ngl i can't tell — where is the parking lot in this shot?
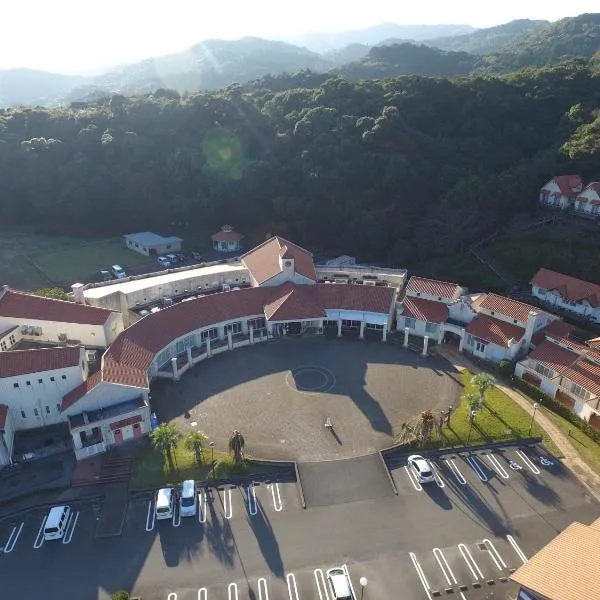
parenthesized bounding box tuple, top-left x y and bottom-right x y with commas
(0, 442, 598, 599)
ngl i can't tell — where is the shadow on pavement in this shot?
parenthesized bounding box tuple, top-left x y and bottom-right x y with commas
(423, 483, 452, 510)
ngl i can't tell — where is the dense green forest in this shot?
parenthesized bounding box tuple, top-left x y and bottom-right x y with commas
(1, 58, 599, 265)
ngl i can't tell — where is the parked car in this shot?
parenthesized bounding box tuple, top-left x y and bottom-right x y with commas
(174, 253, 186, 263)
(327, 567, 354, 600)
(191, 251, 203, 261)
(99, 270, 112, 282)
(157, 256, 171, 268)
(43, 505, 72, 541)
(155, 488, 176, 520)
(165, 253, 180, 265)
(408, 454, 435, 483)
(179, 480, 197, 517)
(110, 264, 127, 279)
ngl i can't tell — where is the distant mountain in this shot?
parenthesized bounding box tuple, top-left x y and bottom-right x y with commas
(282, 23, 476, 53)
(0, 69, 88, 107)
(425, 19, 549, 54)
(338, 43, 477, 80)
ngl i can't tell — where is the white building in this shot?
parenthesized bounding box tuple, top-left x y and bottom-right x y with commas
(123, 232, 183, 256)
(530, 268, 600, 324)
(211, 225, 245, 252)
(539, 175, 583, 210)
(573, 182, 600, 218)
(0, 286, 123, 349)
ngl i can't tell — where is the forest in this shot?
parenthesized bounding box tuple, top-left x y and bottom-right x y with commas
(1, 57, 600, 266)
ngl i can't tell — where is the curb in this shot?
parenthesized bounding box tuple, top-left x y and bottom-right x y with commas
(293, 462, 306, 509)
(0, 494, 103, 522)
(378, 450, 398, 495)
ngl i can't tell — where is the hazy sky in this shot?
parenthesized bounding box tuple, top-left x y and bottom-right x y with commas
(1, 1, 597, 73)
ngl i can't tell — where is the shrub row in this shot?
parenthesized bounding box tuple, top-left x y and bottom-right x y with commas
(512, 376, 600, 444)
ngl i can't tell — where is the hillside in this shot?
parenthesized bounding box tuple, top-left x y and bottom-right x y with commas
(425, 19, 549, 54)
(0, 69, 87, 107)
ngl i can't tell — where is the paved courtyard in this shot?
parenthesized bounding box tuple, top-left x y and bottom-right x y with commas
(151, 336, 462, 461)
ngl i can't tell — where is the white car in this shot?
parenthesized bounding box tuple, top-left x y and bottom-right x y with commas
(408, 454, 435, 483)
(327, 567, 354, 600)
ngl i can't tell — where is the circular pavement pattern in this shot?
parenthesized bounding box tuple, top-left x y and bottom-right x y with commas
(285, 365, 337, 394)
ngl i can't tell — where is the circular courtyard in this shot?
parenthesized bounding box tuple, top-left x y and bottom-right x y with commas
(151, 337, 462, 461)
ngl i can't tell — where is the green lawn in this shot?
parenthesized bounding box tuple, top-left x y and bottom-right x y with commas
(438, 372, 562, 456)
(130, 442, 272, 490)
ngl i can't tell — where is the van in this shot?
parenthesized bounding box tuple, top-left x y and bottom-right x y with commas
(43, 505, 71, 541)
(157, 256, 171, 268)
(327, 567, 353, 600)
(165, 253, 179, 265)
(155, 487, 175, 520)
(179, 479, 197, 517)
(111, 264, 126, 279)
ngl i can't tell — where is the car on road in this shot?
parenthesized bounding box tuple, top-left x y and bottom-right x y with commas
(110, 264, 127, 279)
(327, 567, 354, 600)
(408, 454, 435, 483)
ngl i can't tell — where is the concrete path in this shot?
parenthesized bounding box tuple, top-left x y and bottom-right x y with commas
(435, 344, 600, 501)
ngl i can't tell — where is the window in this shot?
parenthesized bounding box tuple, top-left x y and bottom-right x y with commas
(21, 410, 26, 419)
(38, 379, 43, 384)
(537, 288, 547, 297)
(34, 408, 39, 417)
(200, 328, 218, 342)
(342, 319, 361, 328)
(425, 322, 437, 334)
(56, 404, 61, 412)
(366, 323, 384, 330)
(569, 382, 589, 399)
(534, 363, 554, 379)
(405, 317, 416, 329)
(513, 319, 518, 324)
(1, 341, 6, 351)
(13, 382, 19, 388)
(475, 341, 486, 353)
(26, 381, 31, 386)
(225, 322, 242, 335)
(248, 317, 266, 330)
(9, 335, 15, 344)
(45, 406, 51, 415)
(61, 375, 66, 380)
(50, 377, 55, 382)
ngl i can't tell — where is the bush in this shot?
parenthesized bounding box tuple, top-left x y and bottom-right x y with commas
(499, 359, 514, 378)
(112, 592, 130, 600)
(513, 376, 600, 444)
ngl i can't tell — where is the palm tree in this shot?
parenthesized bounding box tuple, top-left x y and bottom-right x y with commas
(396, 410, 441, 447)
(151, 423, 181, 467)
(184, 430, 208, 466)
(229, 430, 245, 464)
(472, 372, 496, 407)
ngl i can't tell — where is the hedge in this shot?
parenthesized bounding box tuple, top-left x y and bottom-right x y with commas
(512, 376, 600, 444)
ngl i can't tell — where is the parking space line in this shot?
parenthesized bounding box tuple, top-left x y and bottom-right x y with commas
(228, 582, 238, 600)
(172, 504, 181, 528)
(314, 568, 330, 600)
(286, 573, 299, 600)
(247, 485, 258, 516)
(33, 515, 47, 549)
(458, 543, 484, 580)
(146, 499, 156, 532)
(269, 482, 283, 512)
(516, 450, 540, 474)
(485, 453, 509, 479)
(466, 456, 488, 482)
(409, 552, 432, 600)
(444, 459, 467, 485)
(431, 464, 445, 488)
(258, 577, 269, 600)
(62, 511, 79, 544)
(343, 564, 358, 600)
(221, 488, 233, 519)
(432, 549, 467, 600)
(198, 588, 207, 600)
(403, 466, 423, 491)
(199, 491, 207, 524)
(3, 522, 24, 554)
(507, 535, 528, 564)
(482, 539, 507, 570)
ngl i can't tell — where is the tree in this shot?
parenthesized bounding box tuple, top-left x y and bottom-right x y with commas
(462, 392, 482, 415)
(228, 430, 245, 464)
(395, 410, 441, 446)
(151, 423, 181, 466)
(111, 592, 130, 600)
(34, 287, 67, 300)
(471, 373, 496, 407)
(184, 430, 208, 466)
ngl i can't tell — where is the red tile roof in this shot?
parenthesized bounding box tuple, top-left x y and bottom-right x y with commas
(103, 283, 395, 388)
(0, 346, 81, 378)
(476, 293, 540, 322)
(61, 370, 102, 411)
(552, 174, 582, 197)
(241, 236, 316, 284)
(0, 287, 114, 325)
(527, 340, 579, 374)
(264, 283, 326, 321)
(563, 359, 600, 398)
(531, 268, 600, 308)
(402, 297, 449, 323)
(110, 414, 142, 430)
(466, 315, 525, 347)
(588, 337, 600, 349)
(0, 404, 7, 430)
(532, 320, 576, 346)
(406, 276, 463, 300)
(211, 225, 245, 243)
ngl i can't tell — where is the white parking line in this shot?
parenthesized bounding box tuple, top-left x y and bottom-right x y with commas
(268, 482, 283, 512)
(167, 594, 177, 600)
(516, 450, 540, 474)
(314, 568, 330, 600)
(466, 456, 488, 482)
(409, 552, 432, 600)
(431, 464, 445, 488)
(62, 511, 79, 544)
(228, 582, 238, 600)
(172, 505, 181, 528)
(444, 459, 467, 485)
(485, 453, 509, 479)
(222, 488, 233, 519)
(342, 564, 358, 600)
(258, 577, 269, 600)
(198, 491, 207, 524)
(433, 549, 467, 600)
(198, 588, 207, 600)
(3, 522, 24, 553)
(458, 543, 484, 580)
(482, 539, 507, 570)
(403, 466, 423, 491)
(146, 499, 156, 532)
(247, 485, 258, 516)
(507, 534, 528, 564)
(33, 515, 47, 549)
(287, 573, 299, 600)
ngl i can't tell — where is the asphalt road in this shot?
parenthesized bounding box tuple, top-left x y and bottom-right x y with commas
(0, 443, 598, 600)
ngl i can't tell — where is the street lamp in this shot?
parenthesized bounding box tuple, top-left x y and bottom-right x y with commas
(529, 403, 539, 436)
(359, 577, 368, 600)
(467, 410, 477, 444)
(209, 441, 216, 479)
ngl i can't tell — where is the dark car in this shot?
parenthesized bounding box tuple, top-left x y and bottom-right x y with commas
(99, 270, 112, 282)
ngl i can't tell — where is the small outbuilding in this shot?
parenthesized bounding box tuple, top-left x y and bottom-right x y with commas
(211, 225, 245, 252)
(123, 232, 183, 256)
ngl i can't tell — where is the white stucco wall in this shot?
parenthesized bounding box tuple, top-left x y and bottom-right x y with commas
(532, 285, 600, 323)
(573, 188, 600, 216)
(62, 381, 149, 418)
(396, 315, 441, 339)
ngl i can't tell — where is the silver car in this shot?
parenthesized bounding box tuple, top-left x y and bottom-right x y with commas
(408, 454, 435, 483)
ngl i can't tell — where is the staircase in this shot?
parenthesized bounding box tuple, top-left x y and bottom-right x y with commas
(71, 455, 134, 487)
